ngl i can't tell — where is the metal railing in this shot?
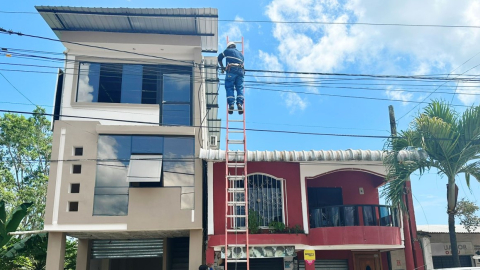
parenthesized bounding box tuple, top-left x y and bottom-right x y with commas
(309, 204, 399, 228)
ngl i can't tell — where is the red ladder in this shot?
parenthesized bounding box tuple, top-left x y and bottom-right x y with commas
(224, 37, 249, 270)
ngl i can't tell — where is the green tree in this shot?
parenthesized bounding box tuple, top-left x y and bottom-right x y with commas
(383, 100, 480, 267)
(0, 107, 51, 230)
(455, 198, 480, 233)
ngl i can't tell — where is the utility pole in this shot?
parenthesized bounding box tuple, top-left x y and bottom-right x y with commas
(388, 105, 425, 270)
(388, 105, 397, 136)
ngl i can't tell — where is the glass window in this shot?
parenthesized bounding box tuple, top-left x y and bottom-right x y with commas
(94, 135, 195, 215)
(163, 74, 191, 102)
(363, 206, 376, 226)
(162, 104, 191, 126)
(98, 63, 122, 103)
(77, 63, 100, 102)
(132, 136, 163, 154)
(76, 63, 193, 127)
(127, 154, 162, 183)
(121, 65, 143, 104)
(236, 174, 284, 227)
(93, 195, 128, 216)
(141, 65, 160, 104)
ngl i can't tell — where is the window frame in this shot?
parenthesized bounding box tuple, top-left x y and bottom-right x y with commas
(235, 173, 286, 229)
(75, 62, 194, 126)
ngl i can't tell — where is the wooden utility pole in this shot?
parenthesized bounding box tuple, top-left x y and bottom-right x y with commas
(387, 105, 425, 270)
(388, 105, 397, 136)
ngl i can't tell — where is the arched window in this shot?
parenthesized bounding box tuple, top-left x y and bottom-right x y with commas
(235, 174, 284, 227)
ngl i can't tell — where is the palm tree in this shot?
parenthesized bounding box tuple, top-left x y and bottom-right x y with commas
(383, 100, 480, 267)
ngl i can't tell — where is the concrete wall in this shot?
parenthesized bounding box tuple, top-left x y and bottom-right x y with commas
(44, 121, 203, 231)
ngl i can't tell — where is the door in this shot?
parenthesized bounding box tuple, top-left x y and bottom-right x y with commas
(354, 253, 382, 270)
(298, 260, 348, 270)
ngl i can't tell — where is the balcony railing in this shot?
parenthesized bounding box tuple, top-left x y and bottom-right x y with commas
(309, 205, 399, 228)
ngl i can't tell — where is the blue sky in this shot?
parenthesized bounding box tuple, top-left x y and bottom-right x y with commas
(1, 0, 480, 225)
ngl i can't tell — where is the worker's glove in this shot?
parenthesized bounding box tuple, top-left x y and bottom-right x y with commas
(221, 67, 226, 74)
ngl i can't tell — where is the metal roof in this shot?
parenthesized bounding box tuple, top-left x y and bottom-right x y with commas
(200, 149, 429, 162)
(417, 225, 480, 234)
(35, 6, 218, 52)
(200, 149, 387, 162)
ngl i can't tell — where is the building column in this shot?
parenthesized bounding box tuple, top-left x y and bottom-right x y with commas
(76, 239, 91, 270)
(46, 232, 66, 270)
(163, 238, 171, 270)
(189, 229, 203, 270)
(419, 236, 434, 270)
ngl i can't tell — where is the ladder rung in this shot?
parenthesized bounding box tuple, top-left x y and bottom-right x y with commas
(226, 215, 246, 218)
(228, 140, 244, 144)
(228, 130, 243, 133)
(228, 119, 244, 122)
(227, 188, 245, 192)
(227, 175, 245, 180)
(226, 229, 247, 232)
(227, 163, 245, 167)
(227, 201, 246, 206)
(227, 151, 245, 154)
(228, 244, 246, 247)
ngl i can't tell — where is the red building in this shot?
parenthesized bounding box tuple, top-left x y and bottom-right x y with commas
(201, 149, 424, 270)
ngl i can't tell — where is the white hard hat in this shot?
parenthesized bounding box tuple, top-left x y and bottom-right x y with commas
(227, 41, 236, 48)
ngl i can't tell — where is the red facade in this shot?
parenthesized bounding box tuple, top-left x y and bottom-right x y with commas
(207, 161, 424, 270)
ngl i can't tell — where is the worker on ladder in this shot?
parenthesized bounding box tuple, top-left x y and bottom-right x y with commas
(218, 41, 245, 115)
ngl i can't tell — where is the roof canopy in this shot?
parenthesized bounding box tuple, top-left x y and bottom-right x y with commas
(35, 6, 219, 52)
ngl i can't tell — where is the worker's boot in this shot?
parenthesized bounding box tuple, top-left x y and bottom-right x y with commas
(237, 103, 243, 115)
(228, 104, 234, 114)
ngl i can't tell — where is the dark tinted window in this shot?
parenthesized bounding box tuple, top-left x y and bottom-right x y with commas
(132, 136, 163, 154)
(74, 147, 83, 156)
(76, 63, 193, 126)
(72, 165, 82, 174)
(121, 64, 143, 104)
(69, 202, 79, 212)
(162, 104, 191, 126)
(98, 63, 122, 103)
(71, 183, 80, 193)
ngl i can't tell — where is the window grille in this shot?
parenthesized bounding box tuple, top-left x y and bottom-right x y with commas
(235, 174, 284, 227)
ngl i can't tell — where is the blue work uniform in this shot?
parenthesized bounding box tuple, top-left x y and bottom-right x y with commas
(218, 47, 245, 106)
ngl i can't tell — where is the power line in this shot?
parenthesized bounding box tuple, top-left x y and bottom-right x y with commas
(0, 71, 35, 105)
(0, 108, 475, 142)
(0, 67, 474, 107)
(0, 28, 195, 66)
(2, 10, 480, 29)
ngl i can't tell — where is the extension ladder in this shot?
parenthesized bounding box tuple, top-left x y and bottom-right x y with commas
(224, 37, 249, 270)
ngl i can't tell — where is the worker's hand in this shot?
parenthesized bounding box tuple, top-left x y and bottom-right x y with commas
(221, 67, 226, 74)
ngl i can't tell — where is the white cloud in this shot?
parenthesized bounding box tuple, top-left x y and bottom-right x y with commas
(219, 16, 250, 51)
(264, 0, 480, 105)
(282, 91, 307, 113)
(385, 86, 413, 106)
(258, 50, 283, 71)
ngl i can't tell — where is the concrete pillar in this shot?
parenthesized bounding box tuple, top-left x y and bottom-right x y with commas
(76, 239, 91, 270)
(46, 232, 66, 270)
(420, 236, 434, 270)
(189, 229, 203, 270)
(101, 259, 110, 270)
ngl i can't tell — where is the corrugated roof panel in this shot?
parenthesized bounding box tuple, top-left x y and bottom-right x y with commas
(35, 6, 218, 52)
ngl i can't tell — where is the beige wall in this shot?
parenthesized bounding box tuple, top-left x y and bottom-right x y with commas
(44, 121, 203, 231)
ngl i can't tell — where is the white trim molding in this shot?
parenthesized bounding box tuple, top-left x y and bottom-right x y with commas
(44, 224, 128, 232)
(52, 128, 66, 225)
(207, 161, 214, 235)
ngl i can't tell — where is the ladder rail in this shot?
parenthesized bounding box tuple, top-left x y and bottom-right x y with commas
(224, 36, 248, 270)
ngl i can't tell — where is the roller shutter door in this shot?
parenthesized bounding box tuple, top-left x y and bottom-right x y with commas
(226, 258, 284, 270)
(299, 259, 348, 270)
(91, 239, 163, 259)
(432, 255, 472, 268)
